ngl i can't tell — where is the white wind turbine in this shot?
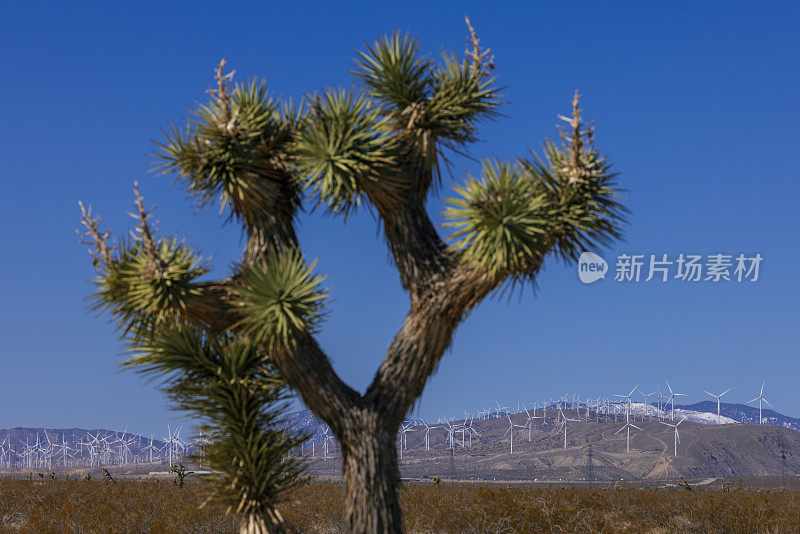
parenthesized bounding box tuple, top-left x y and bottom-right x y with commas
(399, 422, 415, 451)
(665, 380, 687, 421)
(464, 418, 480, 448)
(656, 386, 665, 418)
(614, 385, 638, 421)
(501, 414, 525, 454)
(640, 390, 655, 421)
(660, 417, 685, 456)
(495, 400, 511, 419)
(704, 388, 732, 424)
(615, 408, 643, 454)
(558, 409, 580, 450)
(438, 418, 457, 450)
(422, 423, 439, 451)
(522, 405, 543, 442)
(747, 381, 772, 424)
(322, 427, 335, 459)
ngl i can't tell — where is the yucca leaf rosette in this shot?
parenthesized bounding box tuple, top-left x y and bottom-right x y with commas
(444, 159, 547, 281)
(235, 250, 329, 350)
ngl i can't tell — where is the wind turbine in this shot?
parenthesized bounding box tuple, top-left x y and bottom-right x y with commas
(704, 388, 732, 424)
(660, 417, 685, 456)
(656, 386, 665, 418)
(614, 385, 638, 421)
(464, 418, 480, 448)
(322, 427, 335, 459)
(501, 414, 525, 454)
(557, 409, 580, 450)
(615, 409, 643, 454)
(495, 400, 511, 419)
(665, 380, 687, 421)
(442, 419, 456, 450)
(521, 405, 543, 442)
(399, 422, 415, 451)
(747, 381, 772, 424)
(422, 423, 439, 451)
(640, 391, 655, 421)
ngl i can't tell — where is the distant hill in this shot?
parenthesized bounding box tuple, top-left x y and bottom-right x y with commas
(676, 401, 800, 430)
(3, 401, 797, 479)
(285, 401, 799, 440)
(294, 410, 800, 482)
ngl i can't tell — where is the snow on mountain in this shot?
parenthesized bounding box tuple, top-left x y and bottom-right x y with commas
(597, 402, 738, 425)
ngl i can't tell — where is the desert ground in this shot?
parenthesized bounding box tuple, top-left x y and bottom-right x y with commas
(2, 476, 800, 533)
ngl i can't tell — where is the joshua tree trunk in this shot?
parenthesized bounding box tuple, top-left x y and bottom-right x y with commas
(341, 419, 403, 533)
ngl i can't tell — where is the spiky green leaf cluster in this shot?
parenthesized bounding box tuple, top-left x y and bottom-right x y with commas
(353, 32, 432, 112)
(427, 52, 500, 145)
(235, 250, 329, 350)
(444, 159, 547, 279)
(91, 236, 207, 337)
(127, 325, 302, 516)
(155, 79, 301, 222)
(518, 141, 627, 263)
(352, 32, 500, 136)
(444, 145, 626, 281)
(292, 89, 396, 216)
(351, 31, 501, 187)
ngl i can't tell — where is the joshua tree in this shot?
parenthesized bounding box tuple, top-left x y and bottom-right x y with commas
(80, 18, 626, 534)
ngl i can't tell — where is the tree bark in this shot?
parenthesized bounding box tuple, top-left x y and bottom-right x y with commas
(340, 415, 403, 534)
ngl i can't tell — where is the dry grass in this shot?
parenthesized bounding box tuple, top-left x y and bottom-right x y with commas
(2, 478, 800, 533)
(0, 478, 237, 533)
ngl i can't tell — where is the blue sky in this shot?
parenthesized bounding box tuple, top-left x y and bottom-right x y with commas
(1, 2, 798, 437)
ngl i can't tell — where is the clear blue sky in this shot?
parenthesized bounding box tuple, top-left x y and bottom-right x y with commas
(1, 2, 798, 437)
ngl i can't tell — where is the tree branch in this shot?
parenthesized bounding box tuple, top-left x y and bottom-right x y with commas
(270, 336, 363, 436)
(365, 264, 497, 426)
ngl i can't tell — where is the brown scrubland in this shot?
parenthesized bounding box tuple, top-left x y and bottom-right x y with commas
(1, 478, 800, 533)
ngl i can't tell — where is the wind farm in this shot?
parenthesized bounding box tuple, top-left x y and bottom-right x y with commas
(2, 380, 796, 484)
(273, 380, 800, 485)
